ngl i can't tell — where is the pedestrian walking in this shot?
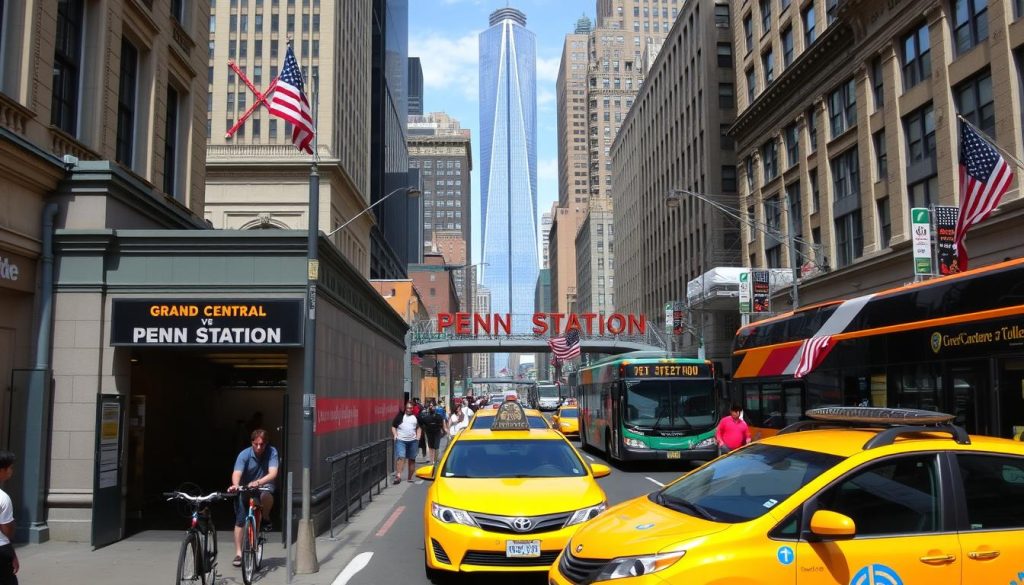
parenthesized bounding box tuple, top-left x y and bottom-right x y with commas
(715, 404, 752, 456)
(392, 402, 423, 484)
(420, 404, 445, 465)
(0, 450, 19, 585)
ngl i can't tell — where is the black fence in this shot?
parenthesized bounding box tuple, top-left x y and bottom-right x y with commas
(325, 438, 393, 537)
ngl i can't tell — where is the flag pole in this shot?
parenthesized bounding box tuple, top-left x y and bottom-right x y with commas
(956, 114, 1024, 171)
(296, 38, 321, 574)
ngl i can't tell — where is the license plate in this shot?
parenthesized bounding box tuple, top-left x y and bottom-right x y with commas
(506, 540, 541, 558)
(666, 451, 682, 459)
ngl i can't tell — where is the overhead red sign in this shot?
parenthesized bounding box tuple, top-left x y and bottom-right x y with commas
(435, 312, 647, 336)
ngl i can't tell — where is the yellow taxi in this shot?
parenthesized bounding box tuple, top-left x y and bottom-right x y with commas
(551, 404, 579, 437)
(550, 407, 1024, 585)
(417, 400, 611, 581)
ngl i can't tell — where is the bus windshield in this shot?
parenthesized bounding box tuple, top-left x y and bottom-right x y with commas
(538, 385, 559, 398)
(624, 379, 715, 431)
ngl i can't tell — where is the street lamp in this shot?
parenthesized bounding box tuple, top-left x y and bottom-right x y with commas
(298, 182, 421, 573)
(326, 186, 422, 238)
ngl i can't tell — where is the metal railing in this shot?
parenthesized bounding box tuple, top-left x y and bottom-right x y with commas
(325, 437, 393, 538)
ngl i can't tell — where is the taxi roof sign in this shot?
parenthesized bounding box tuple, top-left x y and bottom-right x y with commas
(491, 400, 531, 431)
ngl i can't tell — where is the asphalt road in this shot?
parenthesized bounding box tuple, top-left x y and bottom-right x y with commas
(338, 430, 702, 585)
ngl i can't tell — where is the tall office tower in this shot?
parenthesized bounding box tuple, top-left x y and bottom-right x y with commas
(206, 1, 378, 275)
(479, 7, 538, 374)
(407, 112, 473, 308)
(556, 17, 590, 208)
(370, 0, 415, 279)
(408, 57, 424, 116)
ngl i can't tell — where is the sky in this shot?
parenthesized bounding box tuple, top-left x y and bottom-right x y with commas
(408, 0, 593, 264)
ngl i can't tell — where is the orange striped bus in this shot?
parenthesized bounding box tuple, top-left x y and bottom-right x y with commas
(731, 257, 1024, 440)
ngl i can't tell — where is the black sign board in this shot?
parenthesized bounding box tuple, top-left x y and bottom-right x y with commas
(111, 299, 304, 347)
(752, 269, 771, 313)
(934, 206, 960, 275)
(491, 401, 531, 431)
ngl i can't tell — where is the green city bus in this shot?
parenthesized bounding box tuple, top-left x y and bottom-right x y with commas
(577, 352, 721, 462)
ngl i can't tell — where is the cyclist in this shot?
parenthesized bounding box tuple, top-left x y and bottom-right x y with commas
(227, 428, 278, 568)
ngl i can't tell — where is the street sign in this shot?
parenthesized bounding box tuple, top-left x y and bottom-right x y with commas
(911, 207, 932, 275)
(738, 272, 751, 313)
(934, 206, 959, 274)
(664, 303, 673, 334)
(752, 269, 771, 313)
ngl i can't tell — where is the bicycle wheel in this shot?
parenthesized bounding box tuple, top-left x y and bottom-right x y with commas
(255, 530, 264, 570)
(241, 518, 256, 585)
(176, 532, 202, 584)
(202, 524, 217, 585)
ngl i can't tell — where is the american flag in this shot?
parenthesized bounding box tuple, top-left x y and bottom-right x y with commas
(548, 328, 581, 362)
(955, 122, 1014, 270)
(268, 45, 314, 154)
(794, 335, 832, 379)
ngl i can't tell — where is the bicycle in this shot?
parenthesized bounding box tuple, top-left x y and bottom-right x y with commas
(234, 486, 271, 585)
(164, 490, 230, 585)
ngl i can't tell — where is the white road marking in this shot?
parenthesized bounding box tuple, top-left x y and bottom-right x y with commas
(645, 476, 665, 487)
(333, 551, 374, 585)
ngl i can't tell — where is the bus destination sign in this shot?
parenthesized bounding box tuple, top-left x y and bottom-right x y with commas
(625, 363, 709, 378)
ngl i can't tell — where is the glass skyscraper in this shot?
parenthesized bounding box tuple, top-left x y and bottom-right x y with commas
(479, 7, 538, 374)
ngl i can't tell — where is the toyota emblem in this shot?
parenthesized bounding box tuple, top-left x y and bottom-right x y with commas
(575, 544, 584, 553)
(511, 517, 533, 532)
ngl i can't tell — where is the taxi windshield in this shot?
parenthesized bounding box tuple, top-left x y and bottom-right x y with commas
(625, 379, 716, 431)
(655, 444, 842, 523)
(559, 408, 578, 417)
(440, 439, 588, 478)
(469, 415, 549, 430)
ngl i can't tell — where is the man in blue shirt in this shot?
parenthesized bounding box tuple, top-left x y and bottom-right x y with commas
(227, 429, 278, 567)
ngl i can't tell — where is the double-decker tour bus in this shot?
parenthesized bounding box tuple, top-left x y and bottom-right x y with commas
(732, 258, 1024, 440)
(577, 352, 720, 462)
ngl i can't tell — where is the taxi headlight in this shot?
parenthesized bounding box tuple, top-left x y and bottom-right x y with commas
(693, 437, 717, 449)
(564, 501, 607, 527)
(623, 437, 647, 448)
(430, 502, 479, 527)
(595, 551, 686, 581)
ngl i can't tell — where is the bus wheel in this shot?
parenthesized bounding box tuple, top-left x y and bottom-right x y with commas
(605, 432, 615, 463)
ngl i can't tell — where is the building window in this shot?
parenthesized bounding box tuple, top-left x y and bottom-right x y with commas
(835, 210, 864, 267)
(765, 196, 783, 267)
(782, 0, 793, 12)
(908, 176, 938, 208)
(787, 181, 804, 259)
(52, 0, 85, 134)
(828, 78, 857, 138)
(717, 42, 733, 67)
(831, 147, 860, 202)
(763, 49, 775, 84)
(116, 38, 139, 167)
(810, 168, 820, 213)
(164, 85, 180, 197)
(807, 107, 818, 152)
(782, 26, 794, 67)
(719, 82, 735, 108)
(744, 13, 753, 52)
(877, 197, 891, 248)
(903, 103, 936, 163)
(785, 123, 799, 167)
(902, 23, 931, 90)
(871, 57, 884, 108)
(763, 139, 779, 181)
(953, 0, 988, 55)
(954, 70, 995, 138)
(746, 156, 755, 190)
(171, 0, 185, 22)
(803, 4, 816, 46)
(826, 0, 838, 23)
(722, 165, 737, 192)
(746, 67, 757, 103)
(760, 0, 772, 33)
(873, 130, 887, 179)
(715, 3, 731, 25)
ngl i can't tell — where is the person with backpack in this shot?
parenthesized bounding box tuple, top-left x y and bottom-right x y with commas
(419, 404, 445, 465)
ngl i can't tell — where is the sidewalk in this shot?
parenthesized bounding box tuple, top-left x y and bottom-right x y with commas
(14, 478, 413, 585)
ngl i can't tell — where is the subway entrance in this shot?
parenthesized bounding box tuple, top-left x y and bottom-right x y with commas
(123, 348, 290, 534)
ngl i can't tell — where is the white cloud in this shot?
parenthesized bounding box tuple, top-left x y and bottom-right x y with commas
(410, 32, 481, 102)
(538, 157, 558, 186)
(536, 56, 561, 83)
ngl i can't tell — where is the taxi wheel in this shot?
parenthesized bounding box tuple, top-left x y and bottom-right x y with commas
(424, 549, 446, 584)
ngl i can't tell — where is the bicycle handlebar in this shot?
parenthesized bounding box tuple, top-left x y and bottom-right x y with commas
(163, 491, 232, 503)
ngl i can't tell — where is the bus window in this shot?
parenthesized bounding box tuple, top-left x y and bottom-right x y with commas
(624, 379, 716, 430)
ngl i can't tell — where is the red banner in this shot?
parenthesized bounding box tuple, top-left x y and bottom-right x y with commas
(315, 398, 397, 434)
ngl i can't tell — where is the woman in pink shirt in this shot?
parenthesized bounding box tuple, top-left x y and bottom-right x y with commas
(715, 404, 751, 456)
